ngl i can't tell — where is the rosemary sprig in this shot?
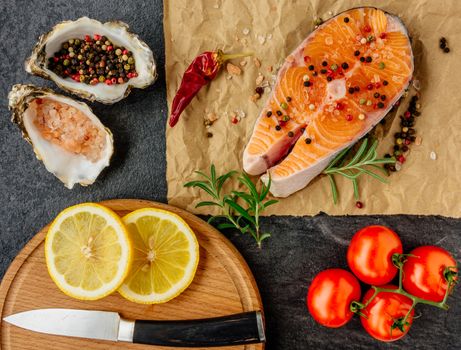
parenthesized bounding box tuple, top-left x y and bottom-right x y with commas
(184, 165, 277, 248)
(323, 138, 396, 204)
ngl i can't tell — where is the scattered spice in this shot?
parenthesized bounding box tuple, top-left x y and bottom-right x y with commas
(206, 132, 213, 138)
(169, 50, 251, 127)
(227, 63, 242, 75)
(439, 37, 451, 53)
(314, 18, 323, 26)
(385, 94, 422, 172)
(250, 93, 261, 102)
(255, 74, 264, 85)
(255, 86, 264, 95)
(305, 138, 312, 144)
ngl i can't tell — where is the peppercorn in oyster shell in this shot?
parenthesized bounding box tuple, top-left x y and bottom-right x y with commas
(8, 84, 114, 188)
(25, 17, 157, 104)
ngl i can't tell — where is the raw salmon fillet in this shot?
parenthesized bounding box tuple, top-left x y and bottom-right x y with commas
(243, 8, 413, 197)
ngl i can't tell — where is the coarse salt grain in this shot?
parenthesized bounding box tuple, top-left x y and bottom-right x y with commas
(430, 151, 437, 160)
(360, 37, 367, 44)
(309, 104, 315, 110)
(303, 74, 310, 81)
(358, 113, 366, 120)
(242, 28, 250, 35)
(395, 162, 402, 171)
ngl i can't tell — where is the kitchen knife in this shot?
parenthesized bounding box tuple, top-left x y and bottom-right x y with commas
(3, 308, 265, 347)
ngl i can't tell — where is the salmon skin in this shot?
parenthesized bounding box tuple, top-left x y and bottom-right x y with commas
(243, 8, 413, 197)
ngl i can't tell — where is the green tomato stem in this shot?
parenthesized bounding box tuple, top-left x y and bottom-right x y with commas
(351, 253, 456, 323)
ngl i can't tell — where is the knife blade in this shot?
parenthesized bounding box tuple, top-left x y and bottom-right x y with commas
(3, 308, 265, 347)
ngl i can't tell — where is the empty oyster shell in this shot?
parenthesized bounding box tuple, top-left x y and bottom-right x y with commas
(9, 84, 114, 188)
(25, 17, 157, 104)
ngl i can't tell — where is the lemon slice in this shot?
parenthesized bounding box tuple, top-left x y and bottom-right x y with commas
(45, 203, 132, 300)
(118, 208, 199, 304)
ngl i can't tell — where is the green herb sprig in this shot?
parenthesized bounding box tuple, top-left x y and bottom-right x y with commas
(323, 138, 396, 204)
(184, 165, 278, 248)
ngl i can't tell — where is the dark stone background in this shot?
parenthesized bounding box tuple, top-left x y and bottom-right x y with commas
(0, 1, 459, 349)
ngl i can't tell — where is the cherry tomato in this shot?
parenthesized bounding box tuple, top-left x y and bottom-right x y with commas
(347, 225, 403, 285)
(307, 268, 361, 328)
(402, 246, 458, 302)
(361, 285, 414, 342)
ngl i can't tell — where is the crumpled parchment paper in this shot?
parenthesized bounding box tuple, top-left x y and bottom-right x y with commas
(164, 0, 461, 217)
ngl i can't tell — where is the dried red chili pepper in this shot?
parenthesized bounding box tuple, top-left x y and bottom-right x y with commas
(169, 50, 251, 127)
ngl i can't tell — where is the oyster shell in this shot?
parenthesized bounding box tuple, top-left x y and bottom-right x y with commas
(9, 84, 114, 188)
(25, 17, 157, 104)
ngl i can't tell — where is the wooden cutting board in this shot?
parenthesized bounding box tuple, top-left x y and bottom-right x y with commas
(0, 199, 264, 350)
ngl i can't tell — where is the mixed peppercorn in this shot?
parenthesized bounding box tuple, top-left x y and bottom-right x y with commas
(439, 37, 450, 53)
(384, 94, 421, 172)
(48, 34, 138, 86)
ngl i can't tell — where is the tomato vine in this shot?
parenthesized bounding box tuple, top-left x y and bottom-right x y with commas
(350, 253, 458, 334)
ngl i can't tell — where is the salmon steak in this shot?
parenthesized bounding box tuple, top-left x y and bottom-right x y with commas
(243, 7, 413, 197)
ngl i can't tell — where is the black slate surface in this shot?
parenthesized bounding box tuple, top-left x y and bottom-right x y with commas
(0, 1, 459, 349)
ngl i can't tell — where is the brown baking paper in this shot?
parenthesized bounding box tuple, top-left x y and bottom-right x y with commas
(164, 0, 461, 217)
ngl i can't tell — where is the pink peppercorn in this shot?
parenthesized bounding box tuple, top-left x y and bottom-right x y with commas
(346, 114, 353, 121)
(356, 201, 364, 208)
(93, 34, 101, 41)
(367, 83, 373, 90)
(404, 111, 411, 118)
(364, 25, 371, 32)
(379, 32, 387, 39)
(398, 155, 406, 163)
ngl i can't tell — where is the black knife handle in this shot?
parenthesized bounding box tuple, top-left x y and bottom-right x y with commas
(133, 311, 265, 347)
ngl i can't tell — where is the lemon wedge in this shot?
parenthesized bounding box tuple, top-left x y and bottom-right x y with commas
(45, 203, 132, 300)
(118, 208, 199, 304)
